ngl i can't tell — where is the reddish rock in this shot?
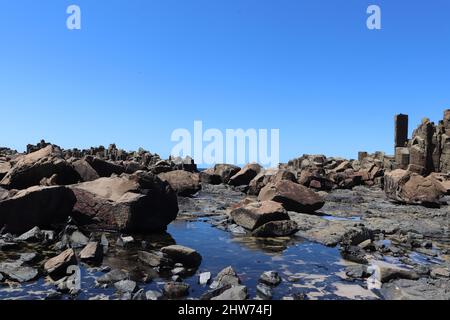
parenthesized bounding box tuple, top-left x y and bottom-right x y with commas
(0, 186, 76, 234)
(230, 201, 289, 231)
(158, 170, 201, 196)
(384, 169, 445, 207)
(44, 248, 77, 279)
(258, 180, 324, 213)
(71, 172, 178, 232)
(229, 163, 262, 187)
(213, 164, 241, 184)
(0, 146, 81, 190)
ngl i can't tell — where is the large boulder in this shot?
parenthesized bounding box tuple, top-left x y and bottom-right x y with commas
(199, 168, 222, 185)
(84, 155, 126, 177)
(70, 172, 178, 232)
(0, 161, 11, 180)
(0, 186, 76, 234)
(0, 146, 81, 189)
(158, 170, 201, 196)
(248, 169, 296, 196)
(72, 159, 100, 182)
(229, 163, 262, 187)
(230, 201, 290, 231)
(258, 180, 325, 213)
(384, 169, 445, 207)
(213, 164, 241, 184)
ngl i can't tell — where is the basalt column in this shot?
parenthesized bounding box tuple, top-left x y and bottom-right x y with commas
(394, 114, 410, 169)
(440, 109, 450, 173)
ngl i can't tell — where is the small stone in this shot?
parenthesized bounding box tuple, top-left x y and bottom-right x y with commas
(163, 282, 190, 299)
(15, 226, 42, 242)
(259, 271, 282, 286)
(171, 267, 186, 276)
(138, 251, 173, 267)
(161, 245, 202, 268)
(0, 239, 18, 250)
(358, 239, 375, 251)
(370, 260, 420, 283)
(199, 272, 211, 285)
(256, 283, 273, 299)
(210, 266, 240, 289)
(120, 292, 132, 300)
(252, 220, 299, 237)
(132, 289, 146, 300)
(19, 252, 37, 263)
(0, 263, 38, 283)
(42, 230, 55, 242)
(80, 242, 103, 264)
(44, 248, 77, 279)
(97, 269, 129, 284)
(116, 235, 134, 247)
(172, 275, 182, 282)
(430, 267, 450, 278)
(69, 231, 89, 249)
(211, 285, 247, 300)
(145, 290, 162, 300)
(114, 280, 136, 293)
(345, 265, 371, 279)
(89, 294, 110, 300)
(414, 265, 430, 276)
(100, 233, 109, 254)
(228, 224, 247, 235)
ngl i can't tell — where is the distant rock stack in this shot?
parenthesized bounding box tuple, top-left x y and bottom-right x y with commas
(393, 109, 450, 175)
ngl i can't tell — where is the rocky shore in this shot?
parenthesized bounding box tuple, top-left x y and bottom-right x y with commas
(0, 110, 449, 300)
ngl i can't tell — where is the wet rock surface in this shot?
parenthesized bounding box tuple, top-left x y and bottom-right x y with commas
(0, 175, 449, 300)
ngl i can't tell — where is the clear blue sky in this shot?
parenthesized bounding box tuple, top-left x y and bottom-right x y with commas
(0, 0, 449, 164)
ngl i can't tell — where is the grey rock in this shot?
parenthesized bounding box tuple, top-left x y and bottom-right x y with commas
(116, 235, 134, 247)
(210, 266, 240, 289)
(132, 289, 146, 300)
(371, 260, 420, 283)
(259, 271, 282, 286)
(199, 272, 211, 285)
(252, 220, 299, 237)
(15, 226, 43, 242)
(256, 283, 273, 299)
(97, 269, 129, 284)
(145, 290, 163, 300)
(80, 242, 103, 264)
(0, 262, 38, 283)
(211, 285, 247, 300)
(69, 230, 89, 249)
(345, 265, 371, 279)
(114, 280, 136, 293)
(161, 245, 202, 268)
(138, 250, 173, 267)
(163, 282, 190, 299)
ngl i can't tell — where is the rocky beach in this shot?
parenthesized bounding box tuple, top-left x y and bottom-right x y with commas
(0, 110, 449, 301)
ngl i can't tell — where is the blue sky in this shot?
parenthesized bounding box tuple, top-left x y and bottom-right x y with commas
(0, 0, 449, 164)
